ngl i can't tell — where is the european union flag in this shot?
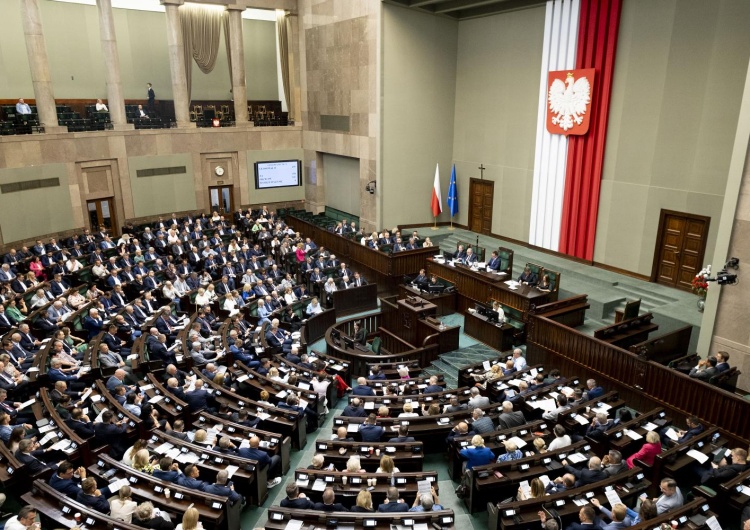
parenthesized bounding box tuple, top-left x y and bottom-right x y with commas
(447, 165, 458, 217)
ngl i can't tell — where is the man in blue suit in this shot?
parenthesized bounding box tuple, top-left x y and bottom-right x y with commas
(184, 379, 216, 413)
(359, 414, 384, 442)
(377, 487, 410, 512)
(49, 461, 86, 498)
(153, 457, 181, 483)
(237, 436, 282, 489)
(204, 469, 245, 505)
(487, 251, 502, 271)
(352, 377, 375, 396)
(177, 464, 209, 491)
(83, 308, 104, 340)
(585, 379, 605, 400)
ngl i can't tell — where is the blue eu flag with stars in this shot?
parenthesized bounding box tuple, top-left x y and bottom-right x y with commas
(447, 165, 458, 217)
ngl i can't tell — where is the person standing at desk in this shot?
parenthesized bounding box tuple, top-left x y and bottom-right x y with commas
(518, 266, 538, 285)
(146, 83, 155, 114)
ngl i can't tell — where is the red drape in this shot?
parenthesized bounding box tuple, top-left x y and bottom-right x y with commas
(559, 0, 623, 260)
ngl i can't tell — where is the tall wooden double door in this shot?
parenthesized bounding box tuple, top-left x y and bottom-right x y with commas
(652, 210, 710, 290)
(469, 178, 494, 235)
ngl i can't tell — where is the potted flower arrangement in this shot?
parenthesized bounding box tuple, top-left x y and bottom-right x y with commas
(692, 271, 709, 311)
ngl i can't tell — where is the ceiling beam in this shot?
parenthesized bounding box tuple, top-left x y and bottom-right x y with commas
(454, 0, 545, 18)
(409, 0, 447, 7)
(433, 0, 509, 14)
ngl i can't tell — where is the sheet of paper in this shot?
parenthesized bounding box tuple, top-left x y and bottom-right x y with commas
(706, 516, 722, 530)
(573, 498, 589, 506)
(482, 361, 491, 371)
(572, 414, 589, 426)
(567, 452, 587, 464)
(624, 429, 643, 440)
(312, 479, 326, 491)
(530, 368, 538, 378)
(38, 424, 55, 434)
(532, 398, 557, 412)
(347, 423, 359, 433)
(225, 465, 239, 479)
(687, 449, 709, 464)
(38, 432, 58, 446)
(149, 395, 164, 404)
(740, 485, 750, 497)
(605, 488, 622, 507)
(17, 398, 35, 410)
(665, 428, 679, 441)
(25, 367, 39, 373)
(108, 477, 130, 493)
(507, 436, 527, 449)
(127, 354, 138, 360)
(50, 439, 72, 451)
(256, 412, 270, 421)
(539, 475, 551, 488)
(417, 479, 432, 495)
(641, 422, 658, 432)
(363, 401, 375, 410)
(154, 442, 174, 454)
(284, 520, 304, 530)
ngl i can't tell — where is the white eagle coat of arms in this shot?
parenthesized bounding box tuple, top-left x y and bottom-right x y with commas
(546, 69, 595, 136)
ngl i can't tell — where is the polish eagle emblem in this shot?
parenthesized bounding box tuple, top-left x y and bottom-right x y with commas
(546, 69, 595, 135)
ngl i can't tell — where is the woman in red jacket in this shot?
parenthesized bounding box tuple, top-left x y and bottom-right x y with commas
(627, 430, 662, 468)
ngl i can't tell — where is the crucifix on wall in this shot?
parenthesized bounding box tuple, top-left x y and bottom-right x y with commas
(478, 164, 486, 180)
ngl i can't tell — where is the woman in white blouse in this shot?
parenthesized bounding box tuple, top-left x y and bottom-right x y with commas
(398, 403, 419, 418)
(109, 485, 138, 523)
(205, 283, 218, 302)
(284, 287, 297, 305)
(194, 288, 210, 307)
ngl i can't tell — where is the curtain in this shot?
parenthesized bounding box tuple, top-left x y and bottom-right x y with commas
(276, 10, 293, 118)
(223, 14, 233, 90)
(180, 4, 224, 103)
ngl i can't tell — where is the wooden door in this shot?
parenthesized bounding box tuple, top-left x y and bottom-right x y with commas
(209, 185, 234, 215)
(469, 178, 494, 235)
(652, 210, 710, 290)
(87, 198, 117, 237)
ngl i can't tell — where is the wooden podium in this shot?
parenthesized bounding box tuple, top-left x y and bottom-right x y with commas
(393, 296, 460, 354)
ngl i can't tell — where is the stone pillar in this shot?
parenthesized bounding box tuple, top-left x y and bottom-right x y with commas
(227, 5, 248, 124)
(20, 0, 65, 133)
(162, 0, 194, 128)
(96, 0, 133, 130)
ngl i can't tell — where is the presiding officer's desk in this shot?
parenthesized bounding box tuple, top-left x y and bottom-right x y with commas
(293, 468, 438, 507)
(426, 257, 551, 318)
(265, 507, 457, 530)
(313, 439, 425, 472)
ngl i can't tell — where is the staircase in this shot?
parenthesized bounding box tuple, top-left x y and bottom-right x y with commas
(423, 343, 508, 389)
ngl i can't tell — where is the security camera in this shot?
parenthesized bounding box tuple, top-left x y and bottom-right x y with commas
(725, 257, 740, 270)
(365, 181, 376, 195)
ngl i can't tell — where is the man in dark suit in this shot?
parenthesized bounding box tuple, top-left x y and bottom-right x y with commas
(696, 447, 749, 487)
(281, 483, 315, 509)
(153, 457, 181, 483)
(453, 245, 467, 261)
(377, 487, 410, 512)
(585, 413, 615, 441)
(518, 266, 538, 285)
(16, 438, 55, 474)
(314, 487, 349, 512)
(563, 456, 608, 487)
(184, 379, 216, 413)
(390, 425, 416, 443)
(715, 351, 731, 373)
(352, 377, 375, 396)
(147, 82, 156, 113)
(93, 410, 129, 459)
(49, 460, 86, 498)
(423, 376, 443, 394)
(83, 308, 104, 340)
(65, 408, 95, 439)
(563, 506, 602, 530)
(497, 401, 526, 430)
(359, 414, 384, 442)
(237, 436, 282, 489)
(177, 464, 209, 491)
(584, 379, 605, 400)
(689, 357, 718, 382)
(149, 334, 176, 367)
(487, 251, 502, 271)
(76, 477, 113, 513)
(204, 469, 244, 506)
(342, 398, 367, 417)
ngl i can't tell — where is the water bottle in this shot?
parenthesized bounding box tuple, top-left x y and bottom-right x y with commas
(390, 472, 395, 487)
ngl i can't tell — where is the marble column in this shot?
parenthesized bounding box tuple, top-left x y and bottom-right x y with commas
(227, 5, 249, 124)
(20, 0, 65, 133)
(96, 0, 133, 130)
(163, 0, 194, 128)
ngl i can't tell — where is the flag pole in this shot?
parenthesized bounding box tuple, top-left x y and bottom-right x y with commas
(432, 216, 438, 230)
(448, 217, 454, 231)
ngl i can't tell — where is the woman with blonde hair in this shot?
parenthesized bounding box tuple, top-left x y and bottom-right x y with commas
(351, 489, 374, 512)
(176, 507, 202, 530)
(122, 438, 149, 466)
(193, 429, 210, 445)
(376, 454, 400, 474)
(533, 437, 548, 454)
(109, 485, 138, 522)
(517, 477, 545, 501)
(399, 403, 418, 418)
(459, 435, 494, 470)
(133, 449, 156, 473)
(346, 455, 365, 473)
(421, 403, 441, 416)
(258, 390, 272, 407)
(496, 440, 523, 462)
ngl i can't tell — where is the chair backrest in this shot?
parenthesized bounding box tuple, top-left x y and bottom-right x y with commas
(623, 299, 641, 320)
(542, 269, 560, 292)
(371, 336, 381, 354)
(525, 262, 544, 278)
(496, 247, 514, 274)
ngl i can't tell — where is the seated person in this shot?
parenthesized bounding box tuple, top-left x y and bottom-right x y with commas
(391, 425, 416, 443)
(314, 487, 348, 512)
(377, 486, 409, 512)
(359, 413, 384, 442)
(76, 477, 113, 514)
(486, 251, 503, 271)
(281, 483, 315, 509)
(342, 397, 367, 417)
(352, 377, 375, 396)
(517, 266, 538, 285)
(410, 488, 443, 512)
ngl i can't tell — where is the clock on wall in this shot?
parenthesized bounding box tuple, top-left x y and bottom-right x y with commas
(214, 166, 225, 177)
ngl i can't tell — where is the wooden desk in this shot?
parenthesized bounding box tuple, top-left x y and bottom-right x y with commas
(396, 297, 436, 346)
(265, 506, 456, 530)
(426, 258, 550, 318)
(332, 283, 378, 317)
(464, 310, 515, 352)
(312, 439, 425, 472)
(399, 283, 457, 316)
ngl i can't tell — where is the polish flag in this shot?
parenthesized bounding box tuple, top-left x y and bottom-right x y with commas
(431, 163, 442, 217)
